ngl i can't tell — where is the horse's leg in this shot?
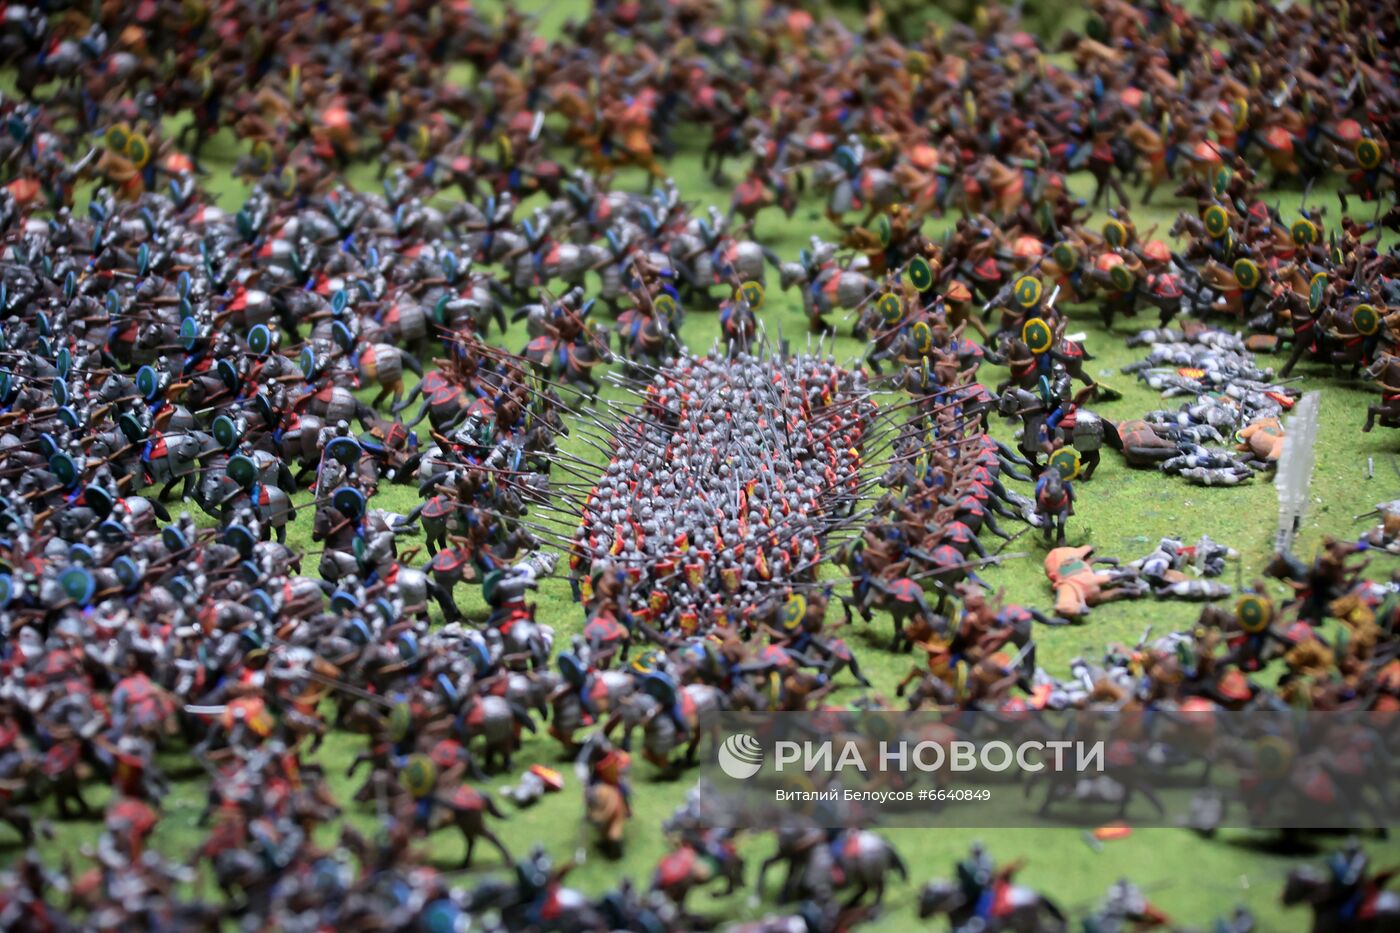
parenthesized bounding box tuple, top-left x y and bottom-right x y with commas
(1364, 406, 1378, 432)
(460, 829, 476, 868)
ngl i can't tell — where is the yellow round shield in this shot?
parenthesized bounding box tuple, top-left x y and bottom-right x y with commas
(1048, 448, 1080, 480)
(874, 213, 892, 248)
(1232, 97, 1249, 131)
(1109, 263, 1135, 294)
(739, 280, 765, 309)
(1203, 204, 1230, 239)
(251, 139, 273, 175)
(653, 293, 678, 317)
(1021, 316, 1053, 355)
(125, 133, 151, 169)
(1253, 735, 1293, 778)
(400, 753, 438, 798)
(877, 292, 902, 324)
(1290, 218, 1318, 247)
(107, 123, 131, 153)
(1355, 138, 1382, 171)
(415, 124, 432, 159)
(1236, 594, 1273, 633)
(496, 133, 513, 166)
(1051, 242, 1078, 272)
(1309, 273, 1327, 312)
(911, 320, 933, 354)
(780, 594, 807, 631)
(1013, 275, 1043, 308)
(1232, 258, 1261, 291)
(1102, 218, 1128, 248)
(1354, 303, 1380, 336)
(280, 165, 298, 198)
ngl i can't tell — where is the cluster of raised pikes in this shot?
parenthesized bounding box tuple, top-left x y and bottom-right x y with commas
(0, 0, 1395, 930)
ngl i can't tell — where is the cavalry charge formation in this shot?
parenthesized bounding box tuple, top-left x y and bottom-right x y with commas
(0, 0, 1395, 930)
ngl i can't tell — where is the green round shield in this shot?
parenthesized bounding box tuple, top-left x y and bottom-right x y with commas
(739, 280, 765, 309)
(1290, 218, 1318, 247)
(1309, 273, 1326, 312)
(653, 293, 677, 318)
(299, 346, 317, 379)
(1354, 304, 1380, 336)
(227, 454, 257, 488)
(1102, 218, 1128, 248)
(1021, 317, 1054, 355)
(481, 569, 503, 607)
(1232, 258, 1261, 291)
(118, 412, 145, 444)
(1212, 165, 1232, 196)
(332, 486, 366, 520)
(1355, 138, 1382, 171)
(874, 213, 892, 248)
(780, 593, 807, 632)
(217, 359, 239, 391)
(213, 415, 241, 450)
(1052, 242, 1078, 272)
(877, 293, 902, 324)
(1109, 262, 1135, 294)
(59, 566, 94, 606)
(136, 365, 160, 400)
(55, 347, 70, 379)
(1203, 205, 1230, 239)
(908, 255, 934, 292)
(1236, 594, 1272, 633)
(387, 702, 413, 742)
(247, 324, 272, 356)
(1014, 275, 1042, 308)
(180, 317, 200, 351)
(82, 484, 114, 519)
(52, 379, 67, 407)
(49, 452, 78, 487)
(400, 754, 437, 799)
(911, 320, 933, 354)
(1048, 448, 1080, 480)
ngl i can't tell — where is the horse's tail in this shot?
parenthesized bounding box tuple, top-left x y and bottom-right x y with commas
(887, 841, 909, 881)
(400, 351, 423, 377)
(1040, 894, 1067, 922)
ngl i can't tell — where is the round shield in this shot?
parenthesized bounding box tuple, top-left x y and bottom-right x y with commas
(211, 414, 242, 451)
(298, 346, 317, 379)
(227, 454, 257, 488)
(1051, 242, 1078, 272)
(250, 139, 273, 175)
(1309, 273, 1327, 312)
(400, 754, 437, 799)
(1354, 304, 1380, 336)
(1253, 735, 1293, 778)
(874, 213, 892, 248)
(52, 379, 67, 407)
(877, 293, 902, 324)
(55, 346, 71, 379)
(60, 567, 94, 606)
(331, 320, 355, 353)
(908, 255, 934, 292)
(332, 486, 366, 520)
(83, 484, 114, 519)
(1048, 448, 1081, 480)
(95, 519, 126, 543)
(1290, 218, 1318, 247)
(780, 593, 807, 632)
(247, 324, 272, 356)
(330, 589, 361, 614)
(113, 556, 140, 593)
(279, 165, 297, 198)
(325, 436, 362, 466)
(1203, 205, 1230, 239)
(1021, 317, 1054, 355)
(1355, 138, 1382, 171)
(387, 702, 413, 742)
(216, 358, 239, 391)
(1232, 258, 1261, 291)
(834, 145, 860, 176)
(115, 415, 147, 449)
(107, 123, 130, 153)
(1212, 165, 1232, 196)
(178, 317, 199, 351)
(125, 133, 151, 168)
(224, 524, 257, 558)
(1102, 219, 1128, 248)
(162, 526, 188, 554)
(1109, 262, 1135, 294)
(136, 365, 160, 400)
(1013, 275, 1042, 308)
(1236, 594, 1272, 634)
(1231, 97, 1248, 132)
(57, 407, 80, 430)
(738, 280, 765, 309)
(558, 652, 587, 688)
(48, 452, 79, 488)
(653, 293, 678, 318)
(0, 574, 10, 608)
(911, 320, 933, 355)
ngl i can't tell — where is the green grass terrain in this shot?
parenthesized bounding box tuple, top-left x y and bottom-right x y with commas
(6, 1, 1400, 929)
